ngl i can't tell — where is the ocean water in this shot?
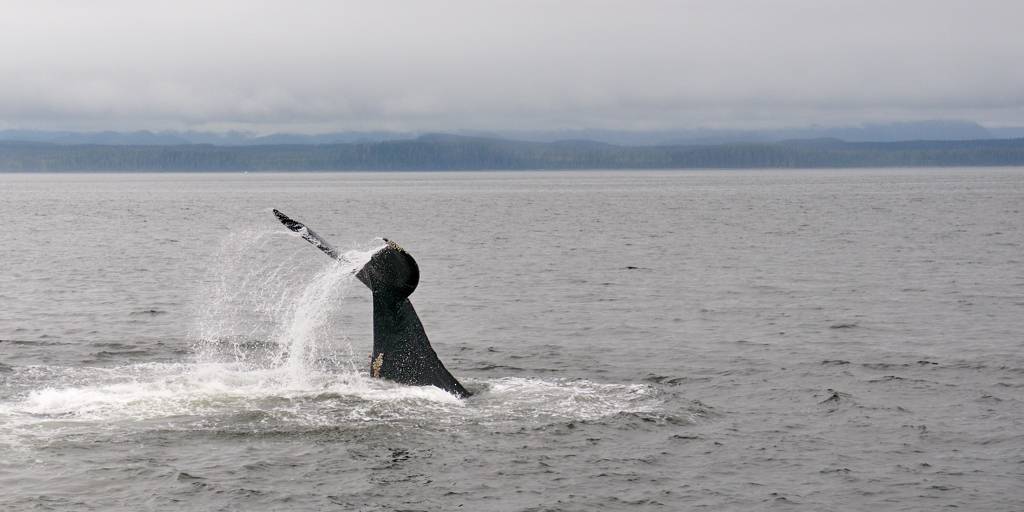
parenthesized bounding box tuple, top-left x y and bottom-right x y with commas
(0, 169, 1022, 511)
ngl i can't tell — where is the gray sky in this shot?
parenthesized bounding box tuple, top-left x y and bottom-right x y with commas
(2, 0, 1022, 133)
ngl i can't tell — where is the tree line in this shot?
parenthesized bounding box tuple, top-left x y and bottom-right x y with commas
(2, 135, 1024, 171)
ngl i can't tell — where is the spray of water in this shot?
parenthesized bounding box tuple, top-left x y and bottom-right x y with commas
(191, 228, 385, 384)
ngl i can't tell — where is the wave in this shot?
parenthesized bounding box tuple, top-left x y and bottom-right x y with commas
(0, 362, 665, 445)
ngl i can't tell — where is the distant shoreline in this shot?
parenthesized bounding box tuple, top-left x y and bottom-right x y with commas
(3, 134, 1024, 172)
(4, 167, 1024, 175)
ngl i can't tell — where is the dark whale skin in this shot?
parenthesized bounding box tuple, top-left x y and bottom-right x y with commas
(357, 241, 471, 397)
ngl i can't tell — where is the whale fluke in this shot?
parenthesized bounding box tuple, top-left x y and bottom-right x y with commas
(273, 209, 344, 261)
(273, 209, 471, 398)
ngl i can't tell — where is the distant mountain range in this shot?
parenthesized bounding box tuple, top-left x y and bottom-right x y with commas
(2, 133, 1024, 171)
(2, 120, 1024, 147)
(495, 121, 1024, 146)
(0, 129, 414, 146)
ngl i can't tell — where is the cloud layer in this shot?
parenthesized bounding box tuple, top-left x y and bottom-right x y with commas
(2, 0, 1023, 132)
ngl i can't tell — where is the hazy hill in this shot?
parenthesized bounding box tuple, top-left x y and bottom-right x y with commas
(0, 129, 415, 146)
(492, 120, 999, 145)
(2, 134, 1024, 171)
(2, 120, 1020, 147)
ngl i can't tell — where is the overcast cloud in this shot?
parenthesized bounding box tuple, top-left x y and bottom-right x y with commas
(1, 0, 1022, 133)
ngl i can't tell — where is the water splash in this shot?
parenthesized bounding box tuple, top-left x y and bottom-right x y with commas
(190, 228, 384, 383)
(0, 228, 670, 443)
(0, 365, 664, 438)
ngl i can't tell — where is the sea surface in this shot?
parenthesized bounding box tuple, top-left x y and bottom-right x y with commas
(0, 169, 1022, 511)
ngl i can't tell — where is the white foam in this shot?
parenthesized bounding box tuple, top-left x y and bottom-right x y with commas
(0, 363, 657, 435)
(0, 231, 663, 442)
(1, 362, 461, 425)
(473, 377, 660, 423)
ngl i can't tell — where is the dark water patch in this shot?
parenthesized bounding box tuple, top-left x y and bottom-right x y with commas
(129, 309, 169, 316)
(86, 349, 157, 362)
(943, 361, 1022, 372)
(670, 433, 703, 441)
(92, 342, 138, 349)
(11, 496, 91, 510)
(468, 364, 525, 372)
(518, 367, 565, 374)
(866, 375, 945, 387)
(604, 496, 666, 507)
(734, 339, 771, 346)
(861, 362, 916, 370)
(901, 424, 928, 434)
(239, 460, 299, 473)
(174, 424, 367, 441)
(895, 462, 933, 473)
(869, 375, 906, 382)
(766, 492, 799, 504)
(715, 367, 768, 377)
(817, 389, 851, 408)
(152, 425, 381, 444)
(368, 447, 418, 470)
(176, 471, 205, 482)
(0, 338, 74, 346)
(821, 359, 850, 365)
(829, 323, 858, 329)
(643, 373, 690, 385)
(624, 266, 651, 271)
(606, 411, 695, 427)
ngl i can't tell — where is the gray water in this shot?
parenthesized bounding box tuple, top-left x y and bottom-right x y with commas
(0, 169, 1022, 511)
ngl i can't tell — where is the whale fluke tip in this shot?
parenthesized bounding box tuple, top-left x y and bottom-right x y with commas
(271, 209, 342, 260)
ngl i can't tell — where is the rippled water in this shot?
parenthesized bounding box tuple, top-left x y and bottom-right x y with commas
(1, 169, 1022, 511)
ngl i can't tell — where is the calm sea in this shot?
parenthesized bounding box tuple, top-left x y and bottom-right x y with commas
(1, 169, 1022, 511)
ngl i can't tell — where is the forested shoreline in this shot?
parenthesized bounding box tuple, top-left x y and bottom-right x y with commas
(2, 134, 1024, 171)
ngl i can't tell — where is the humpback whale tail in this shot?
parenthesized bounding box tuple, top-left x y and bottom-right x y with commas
(355, 239, 419, 299)
(272, 209, 471, 398)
